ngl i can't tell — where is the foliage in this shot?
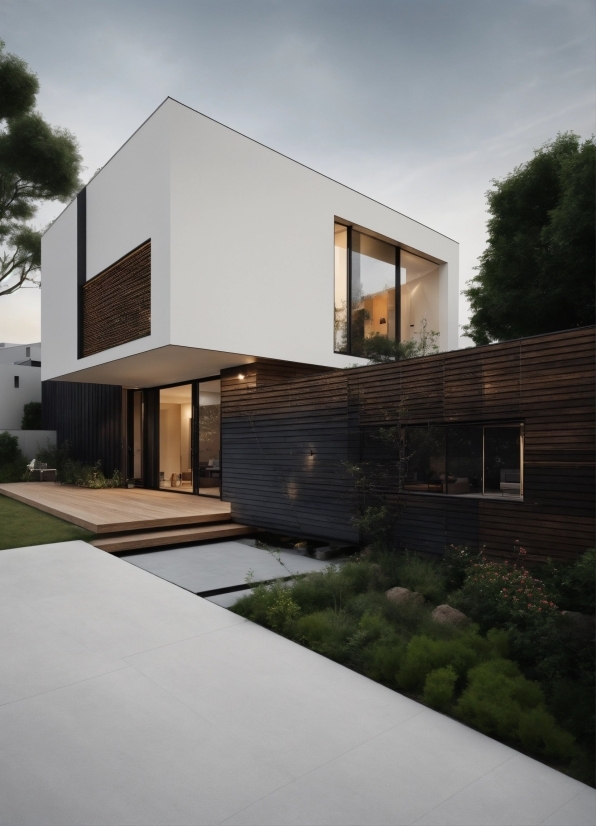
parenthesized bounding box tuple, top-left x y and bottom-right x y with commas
(423, 666, 458, 711)
(540, 549, 596, 614)
(35, 441, 122, 487)
(0, 430, 21, 464)
(452, 559, 558, 633)
(362, 318, 440, 364)
(232, 549, 594, 783)
(0, 494, 93, 550)
(442, 544, 481, 591)
(456, 659, 575, 762)
(0, 430, 27, 482)
(0, 40, 82, 296)
(463, 133, 595, 344)
(21, 400, 42, 429)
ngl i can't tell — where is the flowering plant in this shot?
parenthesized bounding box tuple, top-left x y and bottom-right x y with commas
(454, 559, 558, 632)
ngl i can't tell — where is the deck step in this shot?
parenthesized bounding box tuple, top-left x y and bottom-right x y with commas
(90, 522, 256, 553)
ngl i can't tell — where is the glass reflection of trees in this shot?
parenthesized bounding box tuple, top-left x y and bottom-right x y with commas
(402, 424, 521, 497)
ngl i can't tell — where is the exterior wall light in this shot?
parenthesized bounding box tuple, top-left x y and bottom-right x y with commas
(310, 449, 315, 456)
(238, 373, 245, 379)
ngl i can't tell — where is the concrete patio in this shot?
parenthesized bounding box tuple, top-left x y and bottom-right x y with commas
(120, 539, 332, 597)
(0, 540, 594, 826)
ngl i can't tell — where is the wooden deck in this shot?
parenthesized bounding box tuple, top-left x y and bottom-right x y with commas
(0, 484, 233, 534)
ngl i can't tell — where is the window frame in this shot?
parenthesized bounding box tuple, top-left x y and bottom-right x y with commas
(362, 421, 525, 500)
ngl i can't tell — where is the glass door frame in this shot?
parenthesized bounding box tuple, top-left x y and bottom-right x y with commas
(132, 375, 222, 498)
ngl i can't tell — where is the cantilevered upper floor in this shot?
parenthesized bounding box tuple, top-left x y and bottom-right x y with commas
(42, 97, 459, 387)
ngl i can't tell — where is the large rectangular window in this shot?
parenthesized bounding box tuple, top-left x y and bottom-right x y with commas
(351, 231, 396, 357)
(334, 223, 441, 357)
(334, 225, 348, 354)
(402, 423, 523, 498)
(400, 251, 441, 345)
(159, 384, 193, 493)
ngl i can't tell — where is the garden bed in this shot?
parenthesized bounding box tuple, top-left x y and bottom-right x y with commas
(232, 545, 595, 786)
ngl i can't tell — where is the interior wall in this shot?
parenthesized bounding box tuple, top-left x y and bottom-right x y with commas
(159, 403, 181, 480)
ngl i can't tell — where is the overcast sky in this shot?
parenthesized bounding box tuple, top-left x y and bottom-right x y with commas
(1, 0, 594, 345)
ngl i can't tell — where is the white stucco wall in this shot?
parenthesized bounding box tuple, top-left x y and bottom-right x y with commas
(169, 100, 459, 366)
(42, 98, 459, 384)
(42, 105, 172, 383)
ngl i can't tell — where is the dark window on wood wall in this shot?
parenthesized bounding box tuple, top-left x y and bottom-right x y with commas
(82, 240, 151, 357)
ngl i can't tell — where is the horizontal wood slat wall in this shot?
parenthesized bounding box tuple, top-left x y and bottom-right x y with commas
(221, 327, 595, 562)
(42, 380, 123, 477)
(82, 241, 151, 358)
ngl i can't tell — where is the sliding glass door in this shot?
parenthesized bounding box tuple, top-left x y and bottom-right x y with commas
(197, 379, 221, 497)
(159, 383, 193, 492)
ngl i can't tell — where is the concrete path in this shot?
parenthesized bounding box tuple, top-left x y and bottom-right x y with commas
(0, 540, 594, 826)
(121, 539, 331, 594)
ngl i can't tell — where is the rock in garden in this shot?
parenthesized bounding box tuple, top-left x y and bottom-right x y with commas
(432, 604, 469, 626)
(385, 586, 424, 605)
(561, 611, 595, 640)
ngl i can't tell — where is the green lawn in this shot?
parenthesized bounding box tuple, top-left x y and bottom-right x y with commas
(0, 495, 95, 550)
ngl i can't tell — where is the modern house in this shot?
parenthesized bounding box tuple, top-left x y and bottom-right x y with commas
(40, 98, 594, 562)
(41, 98, 458, 487)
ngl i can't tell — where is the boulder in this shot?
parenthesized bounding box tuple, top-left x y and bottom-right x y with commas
(561, 611, 595, 640)
(432, 604, 469, 626)
(385, 586, 424, 606)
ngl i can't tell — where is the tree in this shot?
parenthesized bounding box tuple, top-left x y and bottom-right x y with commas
(463, 133, 595, 345)
(0, 41, 82, 296)
(21, 401, 42, 430)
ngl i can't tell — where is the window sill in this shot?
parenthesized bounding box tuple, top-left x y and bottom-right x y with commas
(401, 490, 524, 502)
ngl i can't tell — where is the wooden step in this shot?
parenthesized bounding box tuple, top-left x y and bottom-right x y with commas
(89, 522, 256, 553)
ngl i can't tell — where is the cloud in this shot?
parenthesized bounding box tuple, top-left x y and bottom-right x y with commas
(1, 0, 594, 344)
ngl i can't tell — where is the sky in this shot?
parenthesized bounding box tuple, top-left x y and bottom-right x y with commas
(1, 0, 595, 345)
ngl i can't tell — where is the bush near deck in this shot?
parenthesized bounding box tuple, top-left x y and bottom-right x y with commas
(232, 547, 595, 786)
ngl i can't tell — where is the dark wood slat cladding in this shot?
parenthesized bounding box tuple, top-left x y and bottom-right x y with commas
(82, 241, 151, 357)
(42, 380, 123, 477)
(221, 327, 595, 563)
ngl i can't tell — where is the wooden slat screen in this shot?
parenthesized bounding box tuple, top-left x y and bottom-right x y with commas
(82, 241, 151, 357)
(221, 327, 595, 563)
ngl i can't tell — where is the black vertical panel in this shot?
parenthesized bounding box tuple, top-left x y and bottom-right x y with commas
(143, 387, 160, 489)
(42, 380, 122, 476)
(76, 188, 86, 360)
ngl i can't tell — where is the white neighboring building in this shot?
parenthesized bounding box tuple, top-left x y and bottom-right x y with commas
(0, 342, 42, 429)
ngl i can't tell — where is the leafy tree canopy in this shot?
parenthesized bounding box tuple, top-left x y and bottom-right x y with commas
(0, 41, 82, 296)
(463, 133, 595, 345)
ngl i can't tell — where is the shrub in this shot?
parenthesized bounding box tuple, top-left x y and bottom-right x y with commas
(456, 659, 575, 762)
(518, 708, 576, 761)
(0, 431, 22, 465)
(398, 635, 480, 692)
(0, 431, 27, 482)
(294, 610, 357, 662)
(423, 666, 458, 711)
(266, 589, 300, 632)
(361, 641, 406, 686)
(454, 559, 558, 633)
(35, 442, 122, 488)
(21, 401, 42, 430)
(442, 544, 481, 590)
(542, 549, 596, 614)
(390, 552, 447, 603)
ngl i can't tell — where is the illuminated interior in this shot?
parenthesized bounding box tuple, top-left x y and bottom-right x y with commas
(334, 224, 441, 356)
(400, 250, 441, 344)
(159, 383, 193, 493)
(197, 379, 221, 498)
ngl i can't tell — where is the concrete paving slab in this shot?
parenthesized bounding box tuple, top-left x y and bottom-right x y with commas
(120, 539, 331, 593)
(0, 540, 593, 826)
(414, 753, 589, 826)
(541, 789, 596, 826)
(0, 541, 244, 659)
(125, 620, 424, 779)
